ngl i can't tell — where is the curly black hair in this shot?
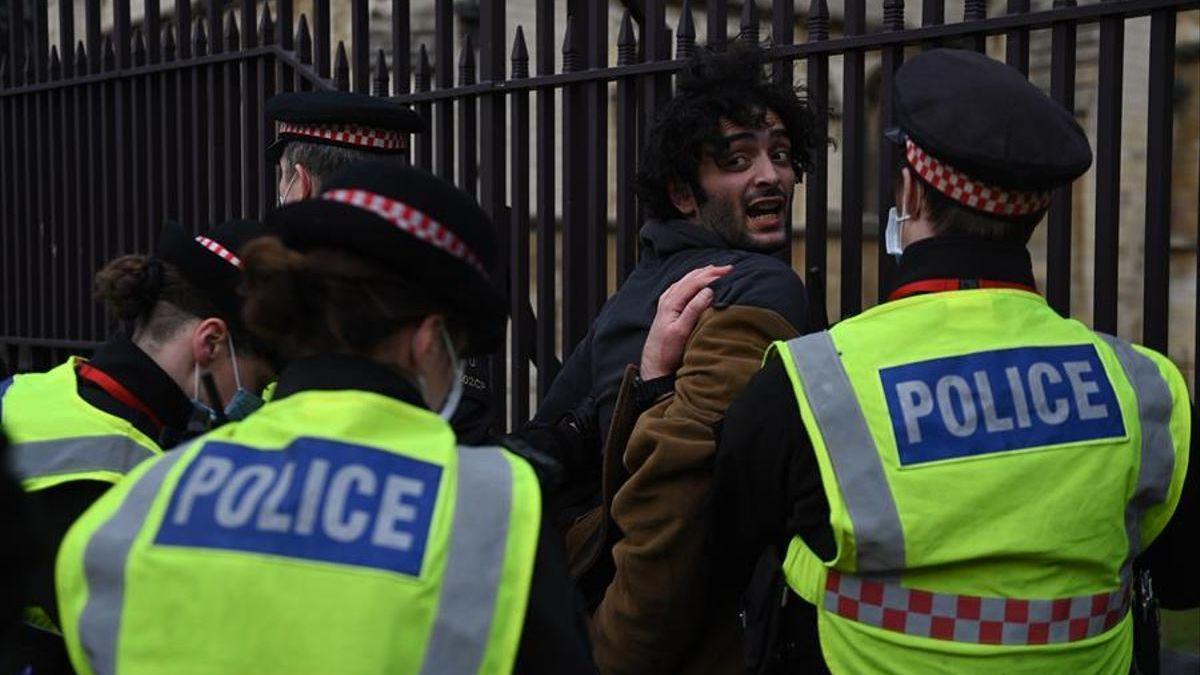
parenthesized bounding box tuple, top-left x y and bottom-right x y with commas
(633, 44, 816, 221)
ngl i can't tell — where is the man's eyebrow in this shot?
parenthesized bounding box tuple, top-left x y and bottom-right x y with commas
(718, 131, 758, 146)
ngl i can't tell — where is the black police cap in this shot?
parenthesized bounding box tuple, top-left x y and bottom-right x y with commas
(156, 219, 259, 325)
(262, 161, 507, 356)
(892, 49, 1092, 193)
(265, 91, 427, 163)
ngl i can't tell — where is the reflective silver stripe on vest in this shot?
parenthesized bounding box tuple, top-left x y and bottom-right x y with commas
(420, 445, 515, 675)
(11, 435, 157, 483)
(1096, 334, 1178, 559)
(78, 450, 186, 675)
(824, 570, 1130, 645)
(786, 333, 906, 572)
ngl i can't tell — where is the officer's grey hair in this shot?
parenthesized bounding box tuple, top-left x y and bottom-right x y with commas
(922, 186, 1037, 244)
(280, 141, 405, 188)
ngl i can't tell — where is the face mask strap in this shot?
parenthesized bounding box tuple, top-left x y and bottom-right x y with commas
(436, 323, 465, 421)
(227, 333, 244, 392)
(279, 168, 299, 206)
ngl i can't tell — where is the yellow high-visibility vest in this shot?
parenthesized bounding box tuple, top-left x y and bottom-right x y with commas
(56, 386, 542, 675)
(1, 358, 162, 493)
(775, 289, 1189, 674)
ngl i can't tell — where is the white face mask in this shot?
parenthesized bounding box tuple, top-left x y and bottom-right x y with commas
(417, 325, 465, 421)
(884, 206, 912, 261)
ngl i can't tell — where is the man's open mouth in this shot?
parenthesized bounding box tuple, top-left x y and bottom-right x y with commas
(746, 198, 784, 228)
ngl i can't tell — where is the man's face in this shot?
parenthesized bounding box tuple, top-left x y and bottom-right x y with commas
(689, 110, 796, 252)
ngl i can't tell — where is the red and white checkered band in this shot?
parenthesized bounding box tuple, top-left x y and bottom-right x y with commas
(905, 140, 1052, 217)
(321, 188, 485, 275)
(824, 570, 1129, 646)
(278, 121, 407, 152)
(194, 236, 243, 270)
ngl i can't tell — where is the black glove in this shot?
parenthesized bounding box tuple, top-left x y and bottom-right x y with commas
(503, 396, 601, 493)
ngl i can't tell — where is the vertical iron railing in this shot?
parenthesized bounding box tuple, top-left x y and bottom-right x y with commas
(1, 0, 1196, 425)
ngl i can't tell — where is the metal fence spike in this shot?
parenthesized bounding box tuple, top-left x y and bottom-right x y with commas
(740, 0, 759, 44)
(617, 11, 636, 65)
(334, 41, 350, 90)
(808, 0, 830, 40)
(416, 43, 432, 90)
(373, 48, 389, 96)
(259, 4, 275, 46)
(102, 36, 115, 70)
(225, 11, 240, 50)
(512, 26, 529, 78)
(132, 26, 147, 65)
(884, 0, 905, 30)
(193, 18, 208, 56)
(562, 15, 579, 72)
(163, 23, 176, 59)
(458, 33, 475, 84)
(677, 0, 696, 59)
(296, 14, 312, 62)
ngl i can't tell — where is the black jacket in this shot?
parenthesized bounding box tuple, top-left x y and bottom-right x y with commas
(534, 218, 807, 452)
(711, 237, 1198, 671)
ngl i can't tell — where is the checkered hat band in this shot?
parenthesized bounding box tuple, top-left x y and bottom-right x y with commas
(320, 189, 485, 275)
(824, 570, 1129, 646)
(278, 121, 407, 151)
(905, 140, 1052, 217)
(194, 236, 243, 270)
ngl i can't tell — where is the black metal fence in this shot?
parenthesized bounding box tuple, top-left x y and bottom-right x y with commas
(1, 0, 1196, 432)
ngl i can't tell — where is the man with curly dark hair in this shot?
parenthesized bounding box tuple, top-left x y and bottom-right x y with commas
(533, 45, 817, 673)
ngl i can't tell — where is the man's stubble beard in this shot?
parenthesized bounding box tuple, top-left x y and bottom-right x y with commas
(695, 194, 787, 254)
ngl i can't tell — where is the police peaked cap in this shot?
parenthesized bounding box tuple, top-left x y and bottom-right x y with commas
(156, 219, 259, 325)
(887, 49, 1092, 221)
(265, 91, 427, 163)
(262, 161, 508, 356)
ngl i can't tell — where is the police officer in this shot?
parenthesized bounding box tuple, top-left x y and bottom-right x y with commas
(54, 162, 595, 675)
(0, 220, 274, 672)
(267, 90, 425, 204)
(267, 90, 500, 445)
(646, 49, 1195, 672)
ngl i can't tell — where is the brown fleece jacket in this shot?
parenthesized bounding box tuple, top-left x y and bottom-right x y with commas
(588, 304, 801, 675)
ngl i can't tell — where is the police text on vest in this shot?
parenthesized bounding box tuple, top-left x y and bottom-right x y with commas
(156, 438, 443, 576)
(880, 345, 1126, 466)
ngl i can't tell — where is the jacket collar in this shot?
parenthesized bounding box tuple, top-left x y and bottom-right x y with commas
(85, 332, 194, 434)
(271, 353, 428, 409)
(893, 236, 1036, 292)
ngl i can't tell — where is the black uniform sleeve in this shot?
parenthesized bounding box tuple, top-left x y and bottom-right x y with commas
(513, 514, 598, 675)
(710, 353, 835, 594)
(26, 481, 111, 626)
(1136, 405, 1199, 610)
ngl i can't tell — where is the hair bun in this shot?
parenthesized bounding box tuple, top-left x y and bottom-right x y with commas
(93, 255, 160, 321)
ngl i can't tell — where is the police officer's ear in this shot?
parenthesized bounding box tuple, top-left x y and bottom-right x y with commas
(899, 167, 926, 221)
(293, 164, 316, 200)
(668, 180, 699, 218)
(408, 315, 452, 368)
(191, 317, 230, 368)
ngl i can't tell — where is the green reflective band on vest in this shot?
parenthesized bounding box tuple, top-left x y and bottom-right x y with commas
(775, 289, 1190, 675)
(1, 358, 162, 492)
(57, 388, 542, 675)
